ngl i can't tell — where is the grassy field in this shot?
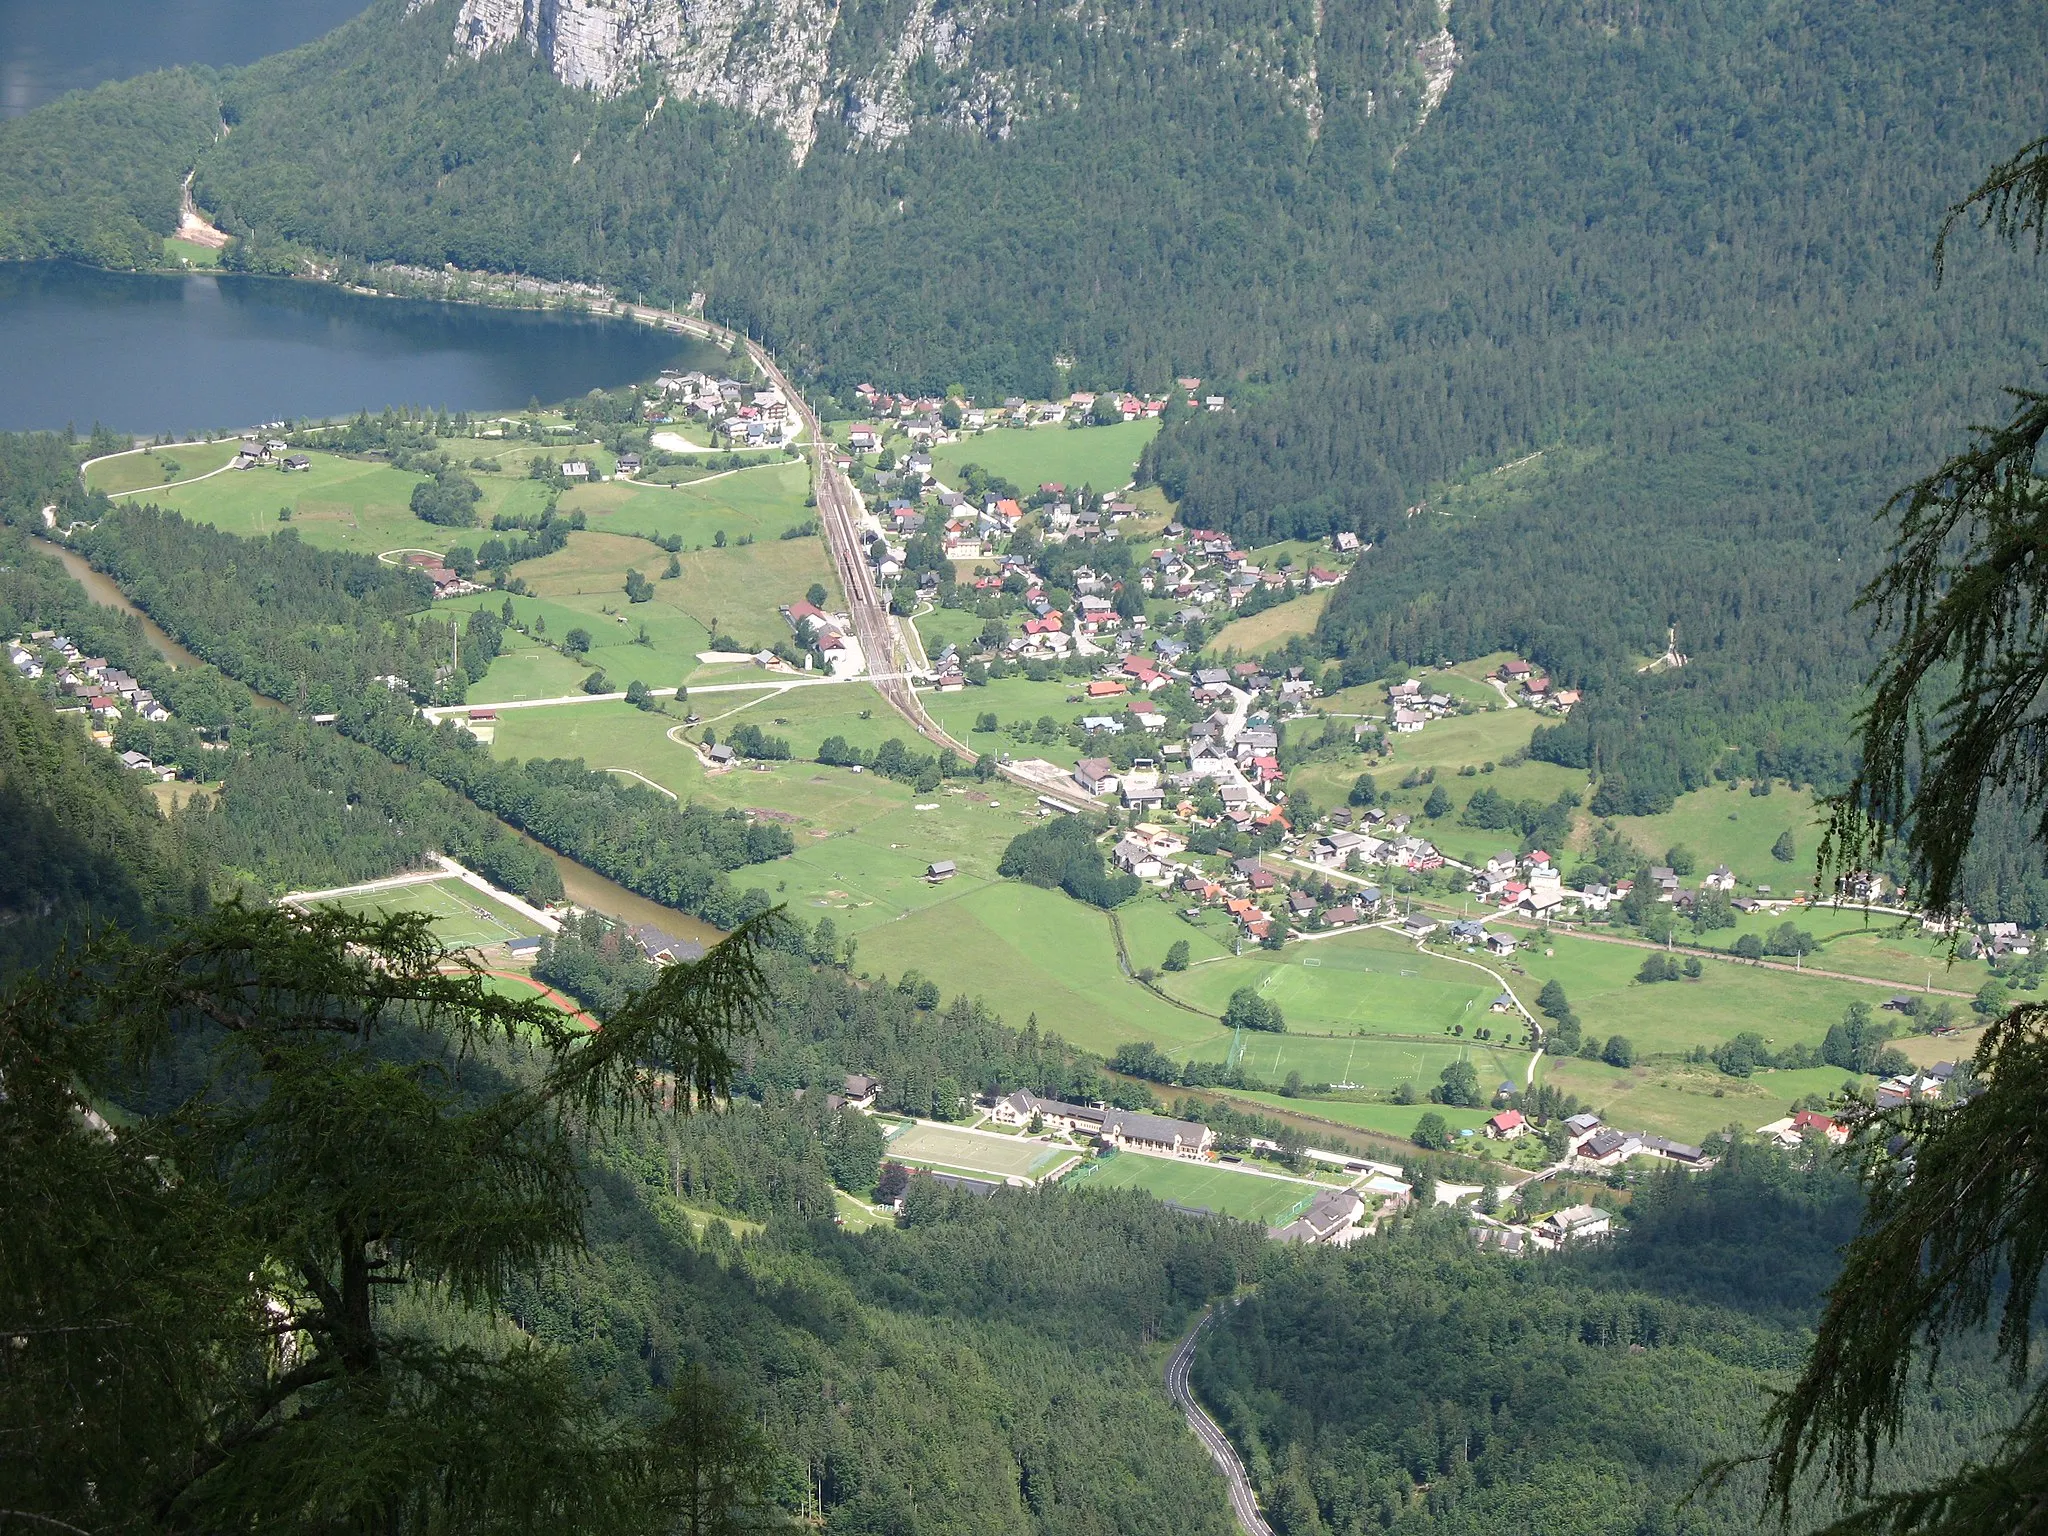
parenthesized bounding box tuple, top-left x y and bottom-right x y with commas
(1225, 1091, 1498, 1141)
(1608, 781, 1827, 892)
(912, 605, 989, 659)
(1536, 1056, 1856, 1145)
(139, 451, 449, 554)
(1503, 931, 1884, 1057)
(301, 877, 545, 948)
(1214, 1033, 1530, 1096)
(163, 235, 225, 269)
(1160, 927, 1513, 1041)
(467, 646, 602, 704)
(778, 794, 1027, 932)
(1682, 903, 1990, 992)
(933, 420, 1158, 494)
(87, 441, 242, 494)
(923, 675, 1104, 768)
(562, 460, 814, 549)
(1117, 895, 1236, 972)
(885, 1121, 1076, 1182)
(1213, 590, 1332, 655)
(858, 880, 1230, 1052)
(1068, 1152, 1324, 1225)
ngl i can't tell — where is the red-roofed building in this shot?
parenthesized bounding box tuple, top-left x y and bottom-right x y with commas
(1794, 1109, 1850, 1145)
(1086, 679, 1127, 698)
(1488, 1109, 1528, 1140)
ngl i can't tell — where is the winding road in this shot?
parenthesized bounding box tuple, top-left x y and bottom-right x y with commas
(1167, 1303, 1272, 1536)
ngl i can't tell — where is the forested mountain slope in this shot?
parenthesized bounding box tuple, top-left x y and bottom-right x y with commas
(1197, 1151, 2023, 1534)
(6, 0, 2045, 828)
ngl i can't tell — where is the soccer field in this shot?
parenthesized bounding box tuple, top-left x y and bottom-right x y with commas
(885, 1122, 1077, 1183)
(1070, 1153, 1322, 1226)
(309, 879, 545, 949)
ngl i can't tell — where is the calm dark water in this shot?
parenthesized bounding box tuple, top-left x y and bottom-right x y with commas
(0, 263, 724, 435)
(0, 0, 372, 117)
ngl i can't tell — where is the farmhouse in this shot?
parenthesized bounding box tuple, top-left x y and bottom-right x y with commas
(1487, 1109, 1528, 1140)
(841, 1074, 881, 1110)
(926, 860, 956, 882)
(1538, 1205, 1613, 1245)
(1274, 1188, 1366, 1246)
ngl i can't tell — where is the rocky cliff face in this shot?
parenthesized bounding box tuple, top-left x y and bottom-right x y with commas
(431, 0, 990, 162)
(424, 0, 1453, 164)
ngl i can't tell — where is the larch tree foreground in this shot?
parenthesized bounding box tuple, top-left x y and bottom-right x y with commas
(1766, 133, 2048, 1535)
(0, 900, 785, 1532)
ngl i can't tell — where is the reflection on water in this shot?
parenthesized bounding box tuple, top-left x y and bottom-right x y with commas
(0, 0, 371, 117)
(0, 263, 726, 435)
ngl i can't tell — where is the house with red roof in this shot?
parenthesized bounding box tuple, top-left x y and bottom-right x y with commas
(1487, 1109, 1528, 1141)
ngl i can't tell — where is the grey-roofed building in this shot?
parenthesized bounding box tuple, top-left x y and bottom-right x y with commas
(1273, 1187, 1366, 1245)
(1100, 1106, 1214, 1158)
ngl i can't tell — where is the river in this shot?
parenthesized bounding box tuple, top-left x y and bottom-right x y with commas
(37, 536, 722, 946)
(0, 0, 371, 118)
(0, 263, 727, 436)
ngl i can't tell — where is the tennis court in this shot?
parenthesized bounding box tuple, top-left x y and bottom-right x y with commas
(885, 1122, 1077, 1183)
(307, 878, 545, 949)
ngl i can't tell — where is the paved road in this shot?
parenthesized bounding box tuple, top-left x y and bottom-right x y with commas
(1167, 1304, 1272, 1536)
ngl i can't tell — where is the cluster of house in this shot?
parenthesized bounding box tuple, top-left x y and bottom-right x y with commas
(1960, 921, 2034, 960)
(230, 434, 311, 473)
(647, 370, 796, 447)
(1473, 1203, 1614, 1255)
(1493, 658, 1580, 713)
(1306, 809, 1448, 878)
(780, 599, 865, 676)
(1383, 677, 1461, 734)
(989, 1089, 1216, 1158)
(1557, 1110, 1711, 1168)
(9, 632, 179, 776)
(402, 550, 481, 601)
(1151, 530, 1340, 611)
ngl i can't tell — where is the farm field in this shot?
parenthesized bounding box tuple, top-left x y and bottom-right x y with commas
(1159, 927, 1512, 1040)
(1212, 590, 1331, 655)
(884, 1121, 1076, 1182)
(486, 697, 703, 789)
(699, 679, 930, 762)
(1608, 782, 1826, 893)
(911, 605, 988, 659)
(1226, 1092, 1497, 1141)
(1213, 1033, 1530, 1097)
(1535, 1057, 1856, 1145)
(143, 451, 439, 552)
(777, 796, 1028, 933)
(1501, 930, 1880, 1057)
(1068, 1152, 1323, 1226)
(1685, 904, 1989, 992)
(299, 876, 545, 949)
(933, 419, 1158, 494)
(88, 440, 242, 494)
(561, 460, 813, 549)
(857, 880, 1230, 1053)
(923, 675, 1105, 769)
(1115, 895, 1235, 972)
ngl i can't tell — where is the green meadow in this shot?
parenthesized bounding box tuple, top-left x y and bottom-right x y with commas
(1159, 927, 1512, 1041)
(1212, 590, 1331, 656)
(1607, 781, 1827, 893)
(1535, 1056, 1857, 1145)
(87, 440, 242, 494)
(1066, 1153, 1322, 1226)
(560, 460, 813, 548)
(857, 880, 1229, 1053)
(924, 675, 1112, 769)
(1226, 1092, 1498, 1141)
(932, 419, 1158, 494)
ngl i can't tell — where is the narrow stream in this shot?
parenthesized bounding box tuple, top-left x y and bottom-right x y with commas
(37, 535, 723, 945)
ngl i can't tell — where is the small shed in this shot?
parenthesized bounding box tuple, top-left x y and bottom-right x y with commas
(926, 859, 956, 882)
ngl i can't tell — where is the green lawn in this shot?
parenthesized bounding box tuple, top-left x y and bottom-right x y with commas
(302, 877, 544, 949)
(87, 440, 242, 494)
(913, 606, 989, 659)
(1683, 904, 1990, 992)
(1117, 895, 1235, 973)
(933, 419, 1159, 494)
(858, 881, 1230, 1053)
(1159, 927, 1510, 1040)
(1067, 1152, 1323, 1226)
